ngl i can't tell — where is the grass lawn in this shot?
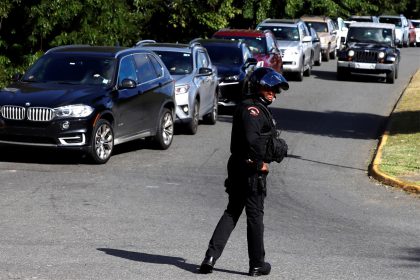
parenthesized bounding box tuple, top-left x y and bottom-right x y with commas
(379, 70, 420, 185)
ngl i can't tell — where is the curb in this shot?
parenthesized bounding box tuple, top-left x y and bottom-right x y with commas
(368, 70, 420, 193)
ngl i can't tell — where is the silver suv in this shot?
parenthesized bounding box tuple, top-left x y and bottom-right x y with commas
(378, 15, 409, 47)
(136, 41, 219, 134)
(257, 19, 312, 81)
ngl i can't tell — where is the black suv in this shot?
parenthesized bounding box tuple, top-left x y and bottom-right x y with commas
(337, 22, 400, 83)
(0, 45, 175, 163)
(195, 39, 257, 107)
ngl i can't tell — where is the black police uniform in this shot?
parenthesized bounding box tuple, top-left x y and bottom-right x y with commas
(203, 96, 277, 269)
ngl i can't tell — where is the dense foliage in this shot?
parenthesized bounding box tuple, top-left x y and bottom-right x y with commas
(0, 0, 419, 86)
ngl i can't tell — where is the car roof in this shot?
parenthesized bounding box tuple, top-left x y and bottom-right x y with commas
(301, 16, 331, 22)
(260, 19, 302, 25)
(213, 29, 267, 38)
(45, 45, 132, 57)
(136, 42, 201, 53)
(196, 38, 245, 48)
(349, 22, 395, 29)
(379, 15, 405, 19)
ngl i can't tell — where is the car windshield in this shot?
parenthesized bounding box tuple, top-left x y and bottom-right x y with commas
(258, 26, 299, 41)
(153, 51, 193, 75)
(305, 22, 328, 33)
(22, 54, 116, 86)
(347, 27, 394, 44)
(213, 35, 267, 55)
(204, 45, 244, 65)
(379, 17, 402, 27)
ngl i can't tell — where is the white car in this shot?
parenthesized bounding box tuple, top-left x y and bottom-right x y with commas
(334, 17, 348, 50)
(257, 19, 313, 81)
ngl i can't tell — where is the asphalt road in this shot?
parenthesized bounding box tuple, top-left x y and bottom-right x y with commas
(0, 47, 419, 280)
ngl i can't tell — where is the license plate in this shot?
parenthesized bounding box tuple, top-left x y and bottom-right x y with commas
(355, 63, 375, 69)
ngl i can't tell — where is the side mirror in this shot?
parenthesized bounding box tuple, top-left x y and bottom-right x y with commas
(302, 35, 312, 43)
(242, 57, 258, 70)
(119, 78, 137, 89)
(198, 67, 212, 76)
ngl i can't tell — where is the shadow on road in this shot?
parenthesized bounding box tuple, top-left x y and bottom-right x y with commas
(395, 247, 420, 267)
(97, 248, 248, 276)
(311, 68, 388, 84)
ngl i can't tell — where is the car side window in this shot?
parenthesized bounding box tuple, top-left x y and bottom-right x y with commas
(266, 34, 277, 52)
(118, 56, 138, 86)
(133, 53, 158, 83)
(148, 54, 163, 78)
(196, 51, 209, 69)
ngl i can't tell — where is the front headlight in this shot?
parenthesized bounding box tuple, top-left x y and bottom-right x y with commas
(348, 50, 355, 57)
(378, 52, 385, 59)
(175, 84, 190, 95)
(225, 75, 240, 81)
(54, 104, 94, 118)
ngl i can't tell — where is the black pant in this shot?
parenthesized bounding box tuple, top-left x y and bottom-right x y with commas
(205, 157, 267, 267)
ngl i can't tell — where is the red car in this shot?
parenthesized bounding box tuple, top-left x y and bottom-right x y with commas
(213, 29, 283, 73)
(408, 20, 417, 47)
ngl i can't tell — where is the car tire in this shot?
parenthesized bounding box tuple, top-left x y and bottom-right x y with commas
(323, 47, 330, 62)
(386, 68, 395, 84)
(203, 92, 218, 125)
(296, 66, 304, 81)
(315, 52, 322, 66)
(395, 63, 399, 79)
(336, 68, 348, 80)
(303, 62, 311, 77)
(329, 48, 336, 59)
(154, 108, 174, 149)
(186, 100, 199, 134)
(89, 119, 114, 164)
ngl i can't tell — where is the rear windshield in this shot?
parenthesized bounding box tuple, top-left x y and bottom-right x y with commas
(152, 51, 193, 75)
(305, 22, 328, 33)
(379, 17, 402, 27)
(213, 35, 267, 55)
(203, 45, 244, 65)
(257, 26, 299, 41)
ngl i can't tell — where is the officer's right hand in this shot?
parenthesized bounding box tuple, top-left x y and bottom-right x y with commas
(260, 162, 269, 174)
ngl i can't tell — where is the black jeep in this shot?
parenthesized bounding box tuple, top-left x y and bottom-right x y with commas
(337, 22, 400, 83)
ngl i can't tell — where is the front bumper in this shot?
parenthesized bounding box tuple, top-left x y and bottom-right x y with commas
(218, 81, 243, 107)
(0, 117, 92, 150)
(337, 61, 395, 74)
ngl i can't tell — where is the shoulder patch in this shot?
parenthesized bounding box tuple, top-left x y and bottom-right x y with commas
(247, 106, 260, 117)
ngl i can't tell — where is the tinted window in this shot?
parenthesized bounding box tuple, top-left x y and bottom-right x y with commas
(204, 45, 244, 65)
(306, 22, 328, 33)
(379, 17, 402, 27)
(148, 54, 163, 78)
(23, 54, 116, 86)
(153, 51, 193, 75)
(133, 54, 158, 83)
(412, 21, 420, 28)
(347, 27, 394, 44)
(118, 55, 138, 85)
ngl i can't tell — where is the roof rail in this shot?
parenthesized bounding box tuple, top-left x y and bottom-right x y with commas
(189, 41, 202, 48)
(45, 44, 91, 54)
(135, 39, 157, 47)
(189, 38, 203, 45)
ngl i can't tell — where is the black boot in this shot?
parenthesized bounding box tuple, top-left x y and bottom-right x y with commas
(199, 256, 216, 274)
(248, 262, 271, 277)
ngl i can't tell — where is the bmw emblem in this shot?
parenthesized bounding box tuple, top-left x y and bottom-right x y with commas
(25, 102, 30, 106)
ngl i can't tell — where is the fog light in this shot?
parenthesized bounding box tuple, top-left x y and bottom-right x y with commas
(62, 121, 70, 130)
(180, 105, 189, 114)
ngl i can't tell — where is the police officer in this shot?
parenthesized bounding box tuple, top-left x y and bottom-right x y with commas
(199, 67, 289, 276)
